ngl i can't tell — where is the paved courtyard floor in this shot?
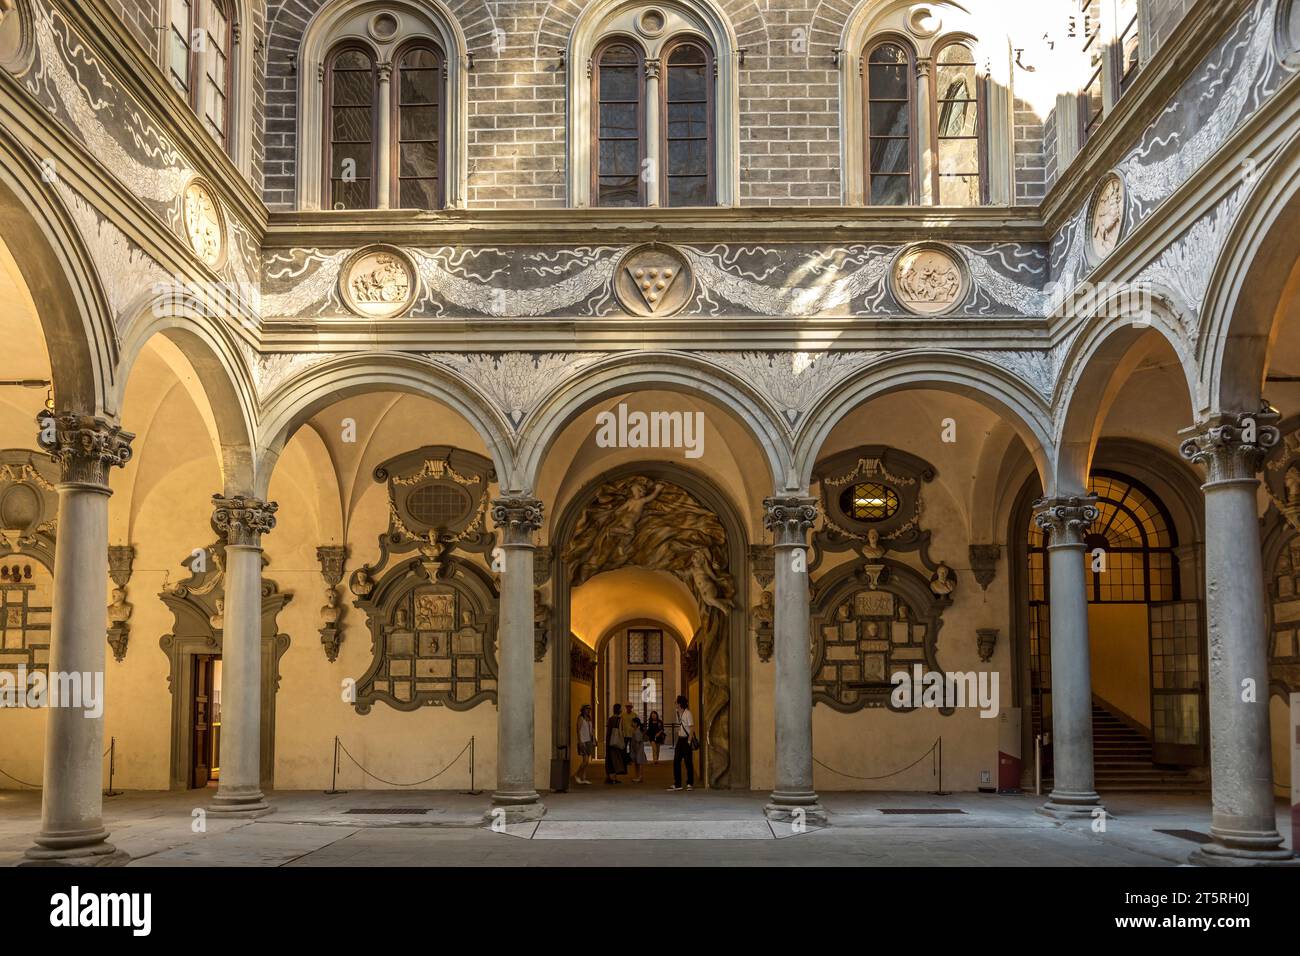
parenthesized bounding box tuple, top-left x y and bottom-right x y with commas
(3, 775, 1293, 866)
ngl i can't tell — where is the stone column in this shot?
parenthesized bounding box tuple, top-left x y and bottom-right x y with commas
(916, 57, 935, 206)
(376, 62, 393, 209)
(487, 496, 546, 823)
(1180, 407, 1298, 865)
(1033, 495, 1103, 818)
(644, 58, 661, 207)
(209, 495, 277, 817)
(762, 496, 826, 826)
(24, 412, 133, 866)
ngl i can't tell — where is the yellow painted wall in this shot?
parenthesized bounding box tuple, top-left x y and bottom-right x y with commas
(1087, 603, 1151, 729)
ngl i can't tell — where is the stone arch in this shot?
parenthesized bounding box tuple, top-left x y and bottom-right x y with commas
(794, 351, 1057, 494)
(1198, 126, 1300, 417)
(0, 126, 115, 415)
(548, 459, 751, 788)
(113, 296, 259, 496)
(253, 352, 515, 499)
(514, 351, 792, 494)
(266, 0, 489, 208)
(1053, 294, 1195, 493)
(561, 0, 755, 206)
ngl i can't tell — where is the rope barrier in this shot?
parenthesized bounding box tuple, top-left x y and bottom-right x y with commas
(334, 737, 473, 788)
(0, 739, 119, 791)
(813, 737, 940, 782)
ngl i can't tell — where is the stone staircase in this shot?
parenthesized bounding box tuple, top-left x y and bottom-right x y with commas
(1044, 702, 1208, 793)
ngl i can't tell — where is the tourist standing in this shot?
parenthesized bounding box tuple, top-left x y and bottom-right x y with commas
(574, 704, 594, 786)
(629, 716, 647, 783)
(605, 703, 626, 784)
(670, 695, 695, 791)
(646, 710, 665, 762)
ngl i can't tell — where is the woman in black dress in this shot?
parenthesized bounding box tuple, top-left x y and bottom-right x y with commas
(645, 710, 666, 762)
(605, 703, 627, 783)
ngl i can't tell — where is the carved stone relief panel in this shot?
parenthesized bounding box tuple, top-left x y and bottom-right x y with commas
(810, 559, 949, 713)
(183, 179, 225, 269)
(1087, 172, 1126, 263)
(890, 242, 969, 316)
(341, 245, 417, 319)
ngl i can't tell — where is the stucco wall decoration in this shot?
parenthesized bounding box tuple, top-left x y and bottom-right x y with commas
(706, 350, 887, 428)
(423, 352, 612, 430)
(261, 242, 1051, 320)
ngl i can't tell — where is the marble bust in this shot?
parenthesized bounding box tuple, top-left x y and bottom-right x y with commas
(929, 563, 956, 597)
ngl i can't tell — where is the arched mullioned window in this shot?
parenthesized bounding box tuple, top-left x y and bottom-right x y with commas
(661, 38, 714, 207)
(323, 44, 378, 211)
(863, 39, 915, 205)
(592, 40, 645, 207)
(166, 0, 233, 149)
(321, 41, 446, 212)
(590, 35, 716, 208)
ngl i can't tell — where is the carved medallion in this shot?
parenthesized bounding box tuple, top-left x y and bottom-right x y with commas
(890, 243, 967, 315)
(342, 246, 417, 318)
(1088, 173, 1126, 261)
(905, 5, 942, 37)
(614, 244, 694, 317)
(0, 0, 34, 75)
(183, 180, 225, 269)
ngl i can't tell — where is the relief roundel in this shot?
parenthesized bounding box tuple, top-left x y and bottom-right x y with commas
(614, 244, 695, 317)
(342, 246, 417, 319)
(1088, 173, 1126, 262)
(890, 242, 968, 316)
(183, 179, 225, 269)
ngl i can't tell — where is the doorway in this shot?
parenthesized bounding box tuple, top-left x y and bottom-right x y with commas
(190, 655, 222, 788)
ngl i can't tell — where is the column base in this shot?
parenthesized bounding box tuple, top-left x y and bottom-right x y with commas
(484, 791, 546, 826)
(22, 840, 130, 867)
(209, 789, 273, 818)
(1037, 788, 1104, 820)
(765, 791, 828, 828)
(1189, 826, 1300, 866)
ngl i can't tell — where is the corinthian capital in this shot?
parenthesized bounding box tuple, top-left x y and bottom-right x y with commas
(492, 496, 544, 547)
(1033, 495, 1098, 547)
(763, 496, 818, 548)
(212, 495, 278, 547)
(1179, 404, 1280, 483)
(36, 410, 134, 487)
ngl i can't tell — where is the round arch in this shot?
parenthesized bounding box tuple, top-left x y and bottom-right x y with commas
(253, 353, 515, 499)
(113, 295, 259, 496)
(793, 351, 1057, 493)
(548, 458, 751, 789)
(514, 351, 792, 494)
(1052, 293, 1196, 493)
(1198, 126, 1300, 417)
(0, 127, 115, 415)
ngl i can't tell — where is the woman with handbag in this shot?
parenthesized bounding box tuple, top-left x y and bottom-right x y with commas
(629, 716, 648, 783)
(605, 703, 627, 784)
(669, 695, 695, 791)
(574, 704, 594, 786)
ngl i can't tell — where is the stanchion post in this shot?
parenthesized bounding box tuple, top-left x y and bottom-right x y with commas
(462, 736, 482, 795)
(325, 736, 346, 795)
(929, 737, 950, 796)
(104, 737, 121, 797)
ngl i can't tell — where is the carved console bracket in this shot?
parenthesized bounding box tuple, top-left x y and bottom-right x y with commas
(106, 544, 135, 663)
(969, 544, 1001, 591)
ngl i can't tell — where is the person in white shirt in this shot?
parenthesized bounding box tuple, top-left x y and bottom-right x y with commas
(574, 704, 594, 786)
(669, 695, 695, 791)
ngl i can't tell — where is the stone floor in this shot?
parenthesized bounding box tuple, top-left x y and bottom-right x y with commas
(3, 777, 1294, 867)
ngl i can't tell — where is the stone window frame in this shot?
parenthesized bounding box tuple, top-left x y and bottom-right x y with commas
(568, 0, 740, 208)
(156, 0, 253, 175)
(840, 1, 1011, 206)
(297, 0, 469, 211)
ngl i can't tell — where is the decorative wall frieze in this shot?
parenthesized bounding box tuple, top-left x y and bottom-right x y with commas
(425, 352, 611, 430)
(36, 410, 134, 486)
(708, 351, 886, 428)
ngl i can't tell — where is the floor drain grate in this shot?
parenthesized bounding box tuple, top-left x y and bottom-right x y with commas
(1154, 828, 1213, 844)
(343, 808, 431, 815)
(878, 808, 966, 815)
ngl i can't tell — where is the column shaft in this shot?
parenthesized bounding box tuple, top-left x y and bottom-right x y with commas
(488, 497, 545, 823)
(763, 496, 826, 826)
(1181, 408, 1297, 865)
(209, 496, 276, 816)
(1034, 496, 1103, 817)
(25, 412, 133, 865)
(645, 59, 661, 207)
(377, 64, 393, 209)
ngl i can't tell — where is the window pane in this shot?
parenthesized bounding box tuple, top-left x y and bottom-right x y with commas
(937, 98, 977, 138)
(599, 61, 639, 102)
(399, 141, 439, 179)
(599, 139, 639, 176)
(938, 174, 980, 206)
(669, 63, 706, 101)
(667, 176, 708, 207)
(599, 102, 638, 139)
(330, 142, 372, 179)
(400, 67, 438, 105)
(400, 105, 438, 141)
(332, 107, 374, 143)
(870, 174, 909, 205)
(667, 138, 707, 175)
(400, 180, 439, 210)
(869, 137, 909, 174)
(868, 101, 909, 138)
(331, 179, 371, 210)
(667, 101, 707, 139)
(598, 176, 639, 206)
(938, 136, 978, 175)
(334, 71, 373, 108)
